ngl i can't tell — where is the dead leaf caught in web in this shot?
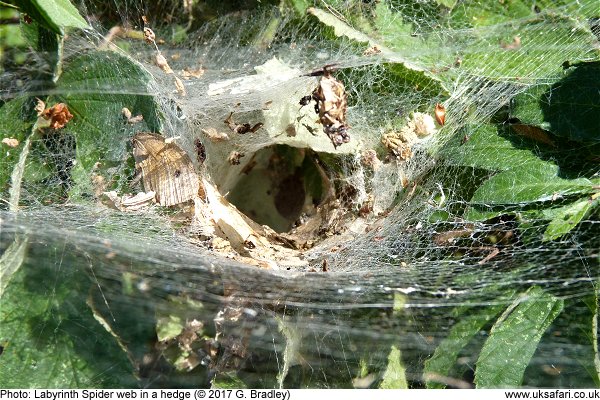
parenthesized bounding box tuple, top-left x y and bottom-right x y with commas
(201, 128, 229, 142)
(36, 101, 74, 130)
(132, 132, 200, 206)
(224, 112, 263, 134)
(122, 107, 144, 124)
(228, 151, 245, 165)
(194, 139, 206, 165)
(434, 103, 446, 126)
(300, 65, 350, 148)
(2, 138, 19, 147)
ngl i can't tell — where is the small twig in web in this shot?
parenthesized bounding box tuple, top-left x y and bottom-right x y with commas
(478, 248, 500, 265)
(320, 1, 349, 25)
(99, 26, 146, 50)
(0, 1, 18, 9)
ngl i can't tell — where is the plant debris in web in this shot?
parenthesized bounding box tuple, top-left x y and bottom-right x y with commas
(34, 99, 74, 131)
(132, 132, 200, 206)
(382, 112, 438, 160)
(224, 112, 264, 135)
(300, 65, 350, 148)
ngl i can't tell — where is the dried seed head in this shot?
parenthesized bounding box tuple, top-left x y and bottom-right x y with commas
(122, 107, 132, 119)
(363, 45, 381, 56)
(156, 53, 173, 74)
(410, 112, 437, 138)
(143, 27, 155, 44)
(174, 76, 186, 96)
(361, 149, 381, 170)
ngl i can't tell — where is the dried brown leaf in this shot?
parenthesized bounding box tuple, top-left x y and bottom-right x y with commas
(144, 27, 155, 44)
(500, 36, 521, 50)
(201, 128, 229, 142)
(122, 107, 144, 124)
(156, 53, 173, 74)
(40, 103, 74, 129)
(510, 124, 556, 147)
(435, 103, 446, 126)
(228, 151, 244, 165)
(34, 98, 45, 115)
(174, 76, 186, 96)
(132, 132, 199, 206)
(181, 67, 205, 79)
(363, 45, 381, 56)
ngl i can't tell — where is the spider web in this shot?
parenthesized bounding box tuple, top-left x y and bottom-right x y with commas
(1, 0, 599, 389)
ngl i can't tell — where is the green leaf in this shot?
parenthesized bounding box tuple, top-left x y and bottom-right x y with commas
(455, 14, 598, 80)
(542, 196, 599, 241)
(511, 62, 600, 143)
(368, 2, 439, 60)
(15, 0, 88, 35)
(531, 0, 600, 19)
(0, 14, 26, 48)
(306, 6, 443, 85)
(286, 0, 310, 14)
(156, 315, 184, 342)
(444, 124, 597, 220)
(463, 207, 504, 222)
(443, 124, 543, 171)
(379, 345, 408, 389)
(19, 16, 62, 81)
(449, 1, 532, 27)
(0, 236, 28, 298)
(471, 164, 594, 205)
(212, 372, 248, 389)
(0, 249, 134, 387)
(52, 51, 161, 199)
(424, 304, 505, 388)
(435, 0, 457, 9)
(475, 286, 564, 388)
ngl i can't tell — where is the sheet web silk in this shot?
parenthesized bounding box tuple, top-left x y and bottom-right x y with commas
(0, 0, 599, 389)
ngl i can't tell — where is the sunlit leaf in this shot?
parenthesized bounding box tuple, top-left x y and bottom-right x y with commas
(592, 293, 600, 386)
(446, 0, 600, 79)
(511, 62, 600, 143)
(52, 51, 161, 199)
(0, 97, 33, 198)
(0, 236, 27, 298)
(471, 164, 594, 205)
(379, 346, 408, 389)
(0, 248, 134, 387)
(443, 124, 542, 171)
(424, 304, 505, 388)
(15, 0, 88, 35)
(475, 286, 564, 388)
(542, 196, 599, 241)
(156, 315, 184, 342)
(306, 6, 443, 85)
